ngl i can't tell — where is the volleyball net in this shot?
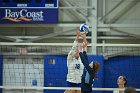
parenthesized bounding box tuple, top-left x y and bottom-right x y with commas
(0, 43, 140, 93)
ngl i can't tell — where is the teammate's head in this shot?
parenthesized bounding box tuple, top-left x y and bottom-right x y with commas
(124, 87, 137, 93)
(89, 61, 100, 78)
(117, 75, 127, 87)
(74, 47, 79, 59)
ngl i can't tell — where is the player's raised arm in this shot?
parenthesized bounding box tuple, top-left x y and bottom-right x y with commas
(67, 30, 80, 60)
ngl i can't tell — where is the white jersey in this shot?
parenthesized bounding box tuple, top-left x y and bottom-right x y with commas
(113, 90, 124, 93)
(113, 90, 119, 93)
(66, 40, 84, 83)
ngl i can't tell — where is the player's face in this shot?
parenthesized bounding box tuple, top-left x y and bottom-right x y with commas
(74, 49, 79, 59)
(117, 76, 125, 86)
(89, 62, 93, 68)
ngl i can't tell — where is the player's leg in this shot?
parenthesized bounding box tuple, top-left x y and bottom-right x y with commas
(75, 83, 82, 93)
(65, 82, 77, 93)
(65, 90, 76, 93)
(76, 90, 81, 93)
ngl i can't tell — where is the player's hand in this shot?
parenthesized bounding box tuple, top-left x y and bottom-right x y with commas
(80, 32, 86, 35)
(82, 41, 88, 49)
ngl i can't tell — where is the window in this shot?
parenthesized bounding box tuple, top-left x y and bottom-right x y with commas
(48, 58, 55, 65)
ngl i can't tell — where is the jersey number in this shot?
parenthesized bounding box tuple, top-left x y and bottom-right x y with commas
(75, 64, 80, 69)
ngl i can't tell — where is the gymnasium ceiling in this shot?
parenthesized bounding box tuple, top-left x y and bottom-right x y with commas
(0, 0, 140, 44)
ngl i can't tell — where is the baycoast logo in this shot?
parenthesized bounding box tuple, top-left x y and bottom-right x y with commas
(2, 9, 44, 22)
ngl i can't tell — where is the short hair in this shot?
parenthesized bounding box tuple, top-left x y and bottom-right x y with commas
(124, 87, 137, 93)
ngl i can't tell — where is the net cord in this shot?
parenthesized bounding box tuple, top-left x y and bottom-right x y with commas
(0, 42, 140, 47)
(0, 86, 140, 91)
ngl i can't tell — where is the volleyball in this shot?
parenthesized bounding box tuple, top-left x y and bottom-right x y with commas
(79, 23, 90, 34)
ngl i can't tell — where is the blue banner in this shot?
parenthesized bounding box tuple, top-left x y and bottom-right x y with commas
(0, 8, 58, 24)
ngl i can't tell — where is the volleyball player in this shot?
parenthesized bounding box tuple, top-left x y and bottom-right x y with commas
(65, 30, 84, 93)
(113, 75, 127, 93)
(78, 42, 100, 93)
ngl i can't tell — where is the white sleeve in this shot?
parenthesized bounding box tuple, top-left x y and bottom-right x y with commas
(67, 40, 78, 59)
(113, 90, 119, 93)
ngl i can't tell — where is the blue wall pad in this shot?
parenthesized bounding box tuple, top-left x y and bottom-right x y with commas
(44, 55, 104, 93)
(44, 55, 67, 93)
